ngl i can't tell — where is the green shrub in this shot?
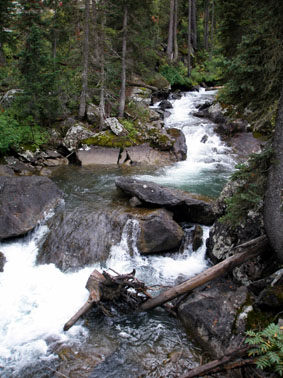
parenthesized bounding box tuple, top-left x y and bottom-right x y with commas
(0, 112, 48, 154)
(245, 323, 283, 376)
(220, 148, 272, 227)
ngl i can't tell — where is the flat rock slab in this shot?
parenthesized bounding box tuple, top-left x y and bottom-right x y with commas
(0, 176, 62, 240)
(115, 177, 215, 225)
(77, 146, 120, 165)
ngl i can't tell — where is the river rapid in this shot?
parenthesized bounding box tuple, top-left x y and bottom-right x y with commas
(0, 90, 235, 377)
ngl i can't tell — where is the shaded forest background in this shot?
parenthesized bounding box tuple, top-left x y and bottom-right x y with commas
(1, 0, 283, 153)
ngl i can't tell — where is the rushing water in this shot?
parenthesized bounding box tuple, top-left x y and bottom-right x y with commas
(0, 90, 236, 377)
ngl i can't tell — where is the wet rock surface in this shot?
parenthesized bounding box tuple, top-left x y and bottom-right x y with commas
(37, 207, 131, 271)
(178, 278, 250, 358)
(137, 208, 184, 254)
(0, 176, 62, 240)
(115, 177, 215, 225)
(0, 251, 6, 272)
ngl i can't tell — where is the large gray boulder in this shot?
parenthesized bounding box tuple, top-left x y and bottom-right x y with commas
(178, 278, 251, 358)
(137, 209, 184, 254)
(63, 123, 94, 151)
(115, 177, 215, 225)
(0, 176, 62, 240)
(37, 207, 131, 272)
(167, 128, 187, 161)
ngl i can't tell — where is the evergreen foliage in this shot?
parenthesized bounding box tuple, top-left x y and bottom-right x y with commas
(245, 323, 283, 376)
(220, 148, 272, 227)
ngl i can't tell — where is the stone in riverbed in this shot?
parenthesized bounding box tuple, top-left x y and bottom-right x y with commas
(0, 176, 62, 240)
(115, 177, 215, 225)
(137, 209, 184, 254)
(77, 146, 120, 165)
(0, 251, 6, 272)
(178, 278, 250, 358)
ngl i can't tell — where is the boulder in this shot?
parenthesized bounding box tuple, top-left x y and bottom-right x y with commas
(4, 156, 35, 175)
(137, 209, 184, 254)
(167, 128, 187, 161)
(178, 278, 250, 358)
(105, 117, 127, 136)
(0, 251, 6, 272)
(0, 176, 62, 240)
(87, 103, 100, 124)
(192, 225, 203, 251)
(159, 100, 173, 110)
(76, 146, 120, 165)
(207, 103, 226, 124)
(37, 207, 131, 272)
(115, 177, 215, 225)
(129, 86, 152, 105)
(63, 123, 94, 151)
(0, 164, 14, 177)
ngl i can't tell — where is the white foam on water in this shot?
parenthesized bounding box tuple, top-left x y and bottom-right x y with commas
(137, 90, 235, 189)
(0, 226, 92, 374)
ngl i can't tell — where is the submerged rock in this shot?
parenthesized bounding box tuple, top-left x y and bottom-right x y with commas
(0, 176, 62, 240)
(115, 177, 215, 225)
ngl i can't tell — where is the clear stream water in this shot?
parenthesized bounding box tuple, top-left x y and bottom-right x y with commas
(0, 90, 235, 377)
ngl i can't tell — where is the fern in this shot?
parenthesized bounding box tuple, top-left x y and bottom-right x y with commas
(245, 323, 283, 375)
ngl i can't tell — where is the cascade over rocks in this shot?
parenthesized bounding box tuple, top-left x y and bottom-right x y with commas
(37, 206, 185, 271)
(115, 177, 215, 225)
(0, 176, 62, 240)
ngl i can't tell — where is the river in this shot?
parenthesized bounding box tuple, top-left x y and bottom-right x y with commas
(0, 89, 235, 377)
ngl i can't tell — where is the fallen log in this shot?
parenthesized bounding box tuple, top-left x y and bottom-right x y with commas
(63, 268, 149, 331)
(179, 346, 255, 377)
(139, 235, 268, 312)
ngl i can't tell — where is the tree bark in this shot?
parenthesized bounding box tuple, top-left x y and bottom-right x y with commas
(210, 0, 215, 59)
(118, 4, 128, 118)
(264, 87, 283, 263)
(0, 42, 6, 66)
(99, 0, 106, 128)
(79, 0, 90, 119)
(192, 0, 197, 50)
(173, 0, 178, 62)
(203, 0, 209, 51)
(187, 0, 192, 76)
(139, 235, 268, 312)
(167, 0, 175, 61)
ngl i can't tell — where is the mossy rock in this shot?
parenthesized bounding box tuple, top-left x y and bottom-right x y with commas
(82, 130, 140, 149)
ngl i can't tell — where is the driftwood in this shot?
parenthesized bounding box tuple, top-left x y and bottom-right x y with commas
(63, 268, 150, 331)
(139, 235, 268, 311)
(127, 81, 158, 92)
(179, 346, 255, 378)
(64, 235, 268, 331)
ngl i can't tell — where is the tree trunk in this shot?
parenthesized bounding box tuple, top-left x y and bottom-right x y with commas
(264, 87, 283, 263)
(167, 0, 175, 61)
(187, 0, 192, 76)
(91, 0, 99, 63)
(139, 235, 268, 312)
(99, 0, 106, 128)
(192, 0, 197, 50)
(118, 5, 128, 118)
(0, 43, 6, 66)
(210, 0, 215, 59)
(79, 0, 90, 119)
(173, 0, 178, 62)
(204, 0, 209, 51)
